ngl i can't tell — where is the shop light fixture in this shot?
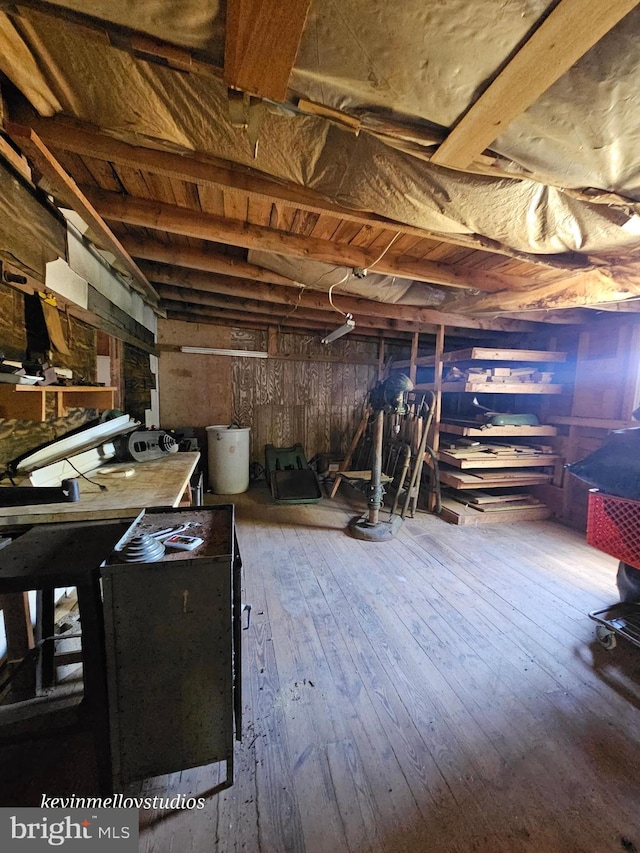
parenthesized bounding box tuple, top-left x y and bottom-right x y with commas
(321, 314, 355, 344)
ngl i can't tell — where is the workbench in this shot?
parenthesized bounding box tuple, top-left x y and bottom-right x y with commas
(0, 452, 200, 528)
(0, 505, 242, 795)
(0, 451, 202, 766)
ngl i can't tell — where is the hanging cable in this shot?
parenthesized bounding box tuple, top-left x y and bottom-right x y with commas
(367, 230, 402, 271)
(327, 270, 352, 317)
(64, 457, 108, 492)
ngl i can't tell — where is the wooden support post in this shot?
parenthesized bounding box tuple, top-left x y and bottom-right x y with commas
(409, 332, 419, 386)
(427, 325, 445, 511)
(377, 337, 385, 382)
(268, 326, 278, 358)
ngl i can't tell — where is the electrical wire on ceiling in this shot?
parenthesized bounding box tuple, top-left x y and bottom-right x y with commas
(366, 231, 402, 271)
(277, 266, 349, 329)
(278, 229, 402, 333)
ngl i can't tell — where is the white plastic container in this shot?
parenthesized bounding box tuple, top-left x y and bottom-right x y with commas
(206, 425, 250, 494)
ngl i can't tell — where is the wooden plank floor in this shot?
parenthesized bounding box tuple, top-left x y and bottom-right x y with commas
(136, 484, 640, 853)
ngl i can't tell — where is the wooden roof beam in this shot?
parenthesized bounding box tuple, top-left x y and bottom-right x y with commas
(163, 303, 414, 340)
(83, 187, 534, 294)
(1, 0, 223, 80)
(442, 267, 640, 315)
(5, 123, 159, 305)
(141, 261, 539, 332)
(224, 0, 312, 100)
(120, 237, 297, 286)
(431, 0, 640, 170)
(157, 286, 441, 337)
(20, 116, 590, 271)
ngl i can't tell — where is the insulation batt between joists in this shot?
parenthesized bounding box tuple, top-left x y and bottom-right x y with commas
(4, 6, 640, 261)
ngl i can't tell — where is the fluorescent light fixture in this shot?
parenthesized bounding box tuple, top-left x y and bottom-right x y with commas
(321, 314, 355, 344)
(180, 347, 268, 358)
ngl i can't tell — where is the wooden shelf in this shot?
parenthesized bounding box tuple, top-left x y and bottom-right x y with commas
(415, 382, 562, 394)
(0, 385, 116, 421)
(417, 347, 567, 367)
(438, 451, 560, 470)
(546, 416, 636, 429)
(443, 382, 562, 394)
(440, 422, 558, 437)
(439, 497, 550, 525)
(439, 469, 552, 490)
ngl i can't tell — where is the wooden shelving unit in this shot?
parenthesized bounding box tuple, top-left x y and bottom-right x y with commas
(0, 385, 116, 421)
(421, 346, 566, 525)
(440, 422, 557, 438)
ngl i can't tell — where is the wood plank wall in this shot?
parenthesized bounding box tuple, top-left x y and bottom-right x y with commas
(538, 318, 640, 530)
(0, 280, 101, 465)
(157, 320, 402, 467)
(233, 332, 380, 463)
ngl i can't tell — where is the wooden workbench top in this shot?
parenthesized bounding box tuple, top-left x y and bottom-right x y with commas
(0, 452, 200, 527)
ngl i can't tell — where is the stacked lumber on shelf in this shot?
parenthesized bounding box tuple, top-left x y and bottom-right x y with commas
(443, 365, 556, 385)
(438, 440, 559, 470)
(439, 492, 550, 525)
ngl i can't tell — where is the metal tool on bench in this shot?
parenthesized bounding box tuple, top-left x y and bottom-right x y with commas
(113, 429, 178, 463)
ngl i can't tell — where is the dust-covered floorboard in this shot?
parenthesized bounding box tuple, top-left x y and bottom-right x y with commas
(135, 484, 640, 853)
(1, 483, 638, 852)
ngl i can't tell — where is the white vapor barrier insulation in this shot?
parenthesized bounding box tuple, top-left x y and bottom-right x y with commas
(3, 1, 640, 261)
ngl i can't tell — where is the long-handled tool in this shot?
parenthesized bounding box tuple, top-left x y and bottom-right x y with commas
(401, 392, 441, 518)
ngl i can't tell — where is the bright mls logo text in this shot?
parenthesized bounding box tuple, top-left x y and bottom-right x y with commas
(0, 808, 139, 850)
(11, 814, 130, 845)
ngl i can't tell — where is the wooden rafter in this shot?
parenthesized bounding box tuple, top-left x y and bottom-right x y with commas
(431, 0, 640, 170)
(224, 0, 312, 100)
(158, 290, 493, 338)
(119, 237, 297, 286)
(5, 123, 159, 305)
(163, 303, 416, 339)
(143, 261, 539, 332)
(83, 187, 536, 293)
(20, 116, 589, 271)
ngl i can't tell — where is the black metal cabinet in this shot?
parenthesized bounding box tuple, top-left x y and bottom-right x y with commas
(101, 505, 241, 789)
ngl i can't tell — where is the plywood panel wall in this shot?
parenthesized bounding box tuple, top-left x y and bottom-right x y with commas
(231, 342, 378, 463)
(157, 319, 235, 429)
(157, 320, 380, 462)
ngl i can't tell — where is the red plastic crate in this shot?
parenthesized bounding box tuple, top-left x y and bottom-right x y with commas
(587, 490, 640, 570)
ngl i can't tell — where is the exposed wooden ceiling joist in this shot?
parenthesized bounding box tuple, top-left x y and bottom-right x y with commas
(5, 122, 159, 305)
(224, 0, 312, 100)
(157, 284, 420, 333)
(83, 187, 539, 293)
(163, 304, 410, 339)
(143, 261, 539, 332)
(18, 116, 589, 271)
(120, 237, 297, 287)
(431, 0, 640, 170)
(159, 289, 475, 339)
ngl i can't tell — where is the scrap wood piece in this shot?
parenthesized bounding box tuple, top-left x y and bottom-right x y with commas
(224, 0, 313, 101)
